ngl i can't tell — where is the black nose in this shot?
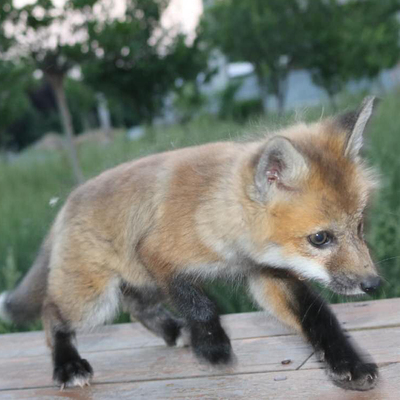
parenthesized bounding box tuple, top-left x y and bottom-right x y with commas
(360, 276, 381, 293)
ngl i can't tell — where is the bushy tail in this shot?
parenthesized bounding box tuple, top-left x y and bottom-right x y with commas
(0, 238, 51, 325)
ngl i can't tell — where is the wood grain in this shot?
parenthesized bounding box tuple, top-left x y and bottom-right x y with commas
(2, 361, 399, 400)
(0, 334, 313, 390)
(1, 326, 400, 391)
(0, 298, 399, 398)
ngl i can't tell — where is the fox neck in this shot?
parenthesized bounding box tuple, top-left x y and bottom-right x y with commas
(195, 143, 270, 265)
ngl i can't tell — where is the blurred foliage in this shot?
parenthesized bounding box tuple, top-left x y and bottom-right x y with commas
(300, 0, 400, 107)
(0, 0, 209, 150)
(201, 0, 302, 114)
(0, 72, 99, 150)
(64, 79, 97, 133)
(201, 0, 400, 112)
(218, 81, 242, 120)
(173, 81, 207, 123)
(218, 80, 263, 122)
(1, 248, 21, 291)
(1, 0, 399, 147)
(230, 99, 264, 123)
(83, 28, 209, 122)
(343, 0, 400, 80)
(0, 61, 36, 149)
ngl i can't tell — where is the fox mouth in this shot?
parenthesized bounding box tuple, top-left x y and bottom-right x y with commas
(329, 275, 365, 296)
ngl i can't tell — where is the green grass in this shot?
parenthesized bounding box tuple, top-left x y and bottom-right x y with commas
(1, 91, 400, 333)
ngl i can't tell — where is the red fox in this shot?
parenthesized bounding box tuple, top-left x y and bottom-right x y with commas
(0, 97, 381, 391)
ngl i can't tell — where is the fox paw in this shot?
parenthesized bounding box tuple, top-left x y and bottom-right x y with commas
(53, 358, 93, 389)
(328, 361, 378, 391)
(161, 317, 186, 347)
(191, 324, 233, 365)
(176, 325, 191, 348)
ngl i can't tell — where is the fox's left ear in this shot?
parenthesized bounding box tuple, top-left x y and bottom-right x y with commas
(252, 136, 309, 202)
(336, 96, 378, 160)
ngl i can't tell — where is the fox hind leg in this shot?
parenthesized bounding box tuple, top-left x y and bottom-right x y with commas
(121, 284, 187, 347)
(43, 301, 93, 389)
(43, 265, 120, 388)
(167, 277, 233, 365)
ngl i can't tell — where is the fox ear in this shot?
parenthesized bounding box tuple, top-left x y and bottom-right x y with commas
(253, 137, 308, 201)
(337, 96, 377, 160)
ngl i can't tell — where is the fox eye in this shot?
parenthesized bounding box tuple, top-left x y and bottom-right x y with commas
(308, 231, 332, 247)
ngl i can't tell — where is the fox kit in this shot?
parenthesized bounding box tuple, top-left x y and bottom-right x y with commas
(0, 97, 381, 391)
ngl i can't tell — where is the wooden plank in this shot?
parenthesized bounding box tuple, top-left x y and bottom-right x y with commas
(0, 322, 161, 360)
(330, 298, 400, 331)
(222, 297, 400, 334)
(1, 360, 399, 399)
(0, 334, 312, 390)
(0, 313, 289, 360)
(1, 298, 399, 360)
(300, 327, 400, 370)
(1, 325, 400, 392)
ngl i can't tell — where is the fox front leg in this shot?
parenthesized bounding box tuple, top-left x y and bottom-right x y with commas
(168, 277, 233, 365)
(248, 270, 378, 391)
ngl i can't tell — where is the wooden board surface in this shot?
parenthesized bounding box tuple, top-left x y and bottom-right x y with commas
(0, 298, 399, 399)
(4, 362, 399, 400)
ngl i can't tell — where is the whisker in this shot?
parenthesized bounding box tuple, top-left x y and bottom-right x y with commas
(379, 211, 400, 218)
(378, 272, 392, 287)
(375, 256, 400, 265)
(302, 291, 323, 323)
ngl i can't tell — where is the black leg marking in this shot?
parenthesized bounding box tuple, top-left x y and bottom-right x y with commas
(122, 284, 185, 347)
(53, 330, 93, 388)
(293, 283, 378, 391)
(43, 301, 93, 388)
(190, 319, 232, 365)
(168, 277, 232, 365)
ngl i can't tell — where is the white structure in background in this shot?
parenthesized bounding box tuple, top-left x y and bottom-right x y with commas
(200, 51, 400, 113)
(127, 126, 145, 141)
(96, 93, 111, 134)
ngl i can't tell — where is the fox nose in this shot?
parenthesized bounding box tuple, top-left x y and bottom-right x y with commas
(360, 276, 381, 293)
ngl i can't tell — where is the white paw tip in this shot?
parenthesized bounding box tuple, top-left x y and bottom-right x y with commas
(176, 328, 191, 348)
(70, 375, 91, 388)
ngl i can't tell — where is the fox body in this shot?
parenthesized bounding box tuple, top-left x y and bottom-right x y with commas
(0, 98, 381, 391)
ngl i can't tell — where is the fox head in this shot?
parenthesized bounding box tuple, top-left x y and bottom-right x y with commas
(246, 97, 380, 295)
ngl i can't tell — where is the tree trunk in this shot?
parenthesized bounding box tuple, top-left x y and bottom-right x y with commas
(97, 93, 112, 142)
(47, 73, 84, 184)
(276, 73, 289, 117)
(276, 86, 286, 116)
(326, 89, 338, 111)
(376, 75, 386, 95)
(256, 72, 269, 115)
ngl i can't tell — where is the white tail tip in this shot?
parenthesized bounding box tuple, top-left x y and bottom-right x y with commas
(0, 292, 12, 324)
